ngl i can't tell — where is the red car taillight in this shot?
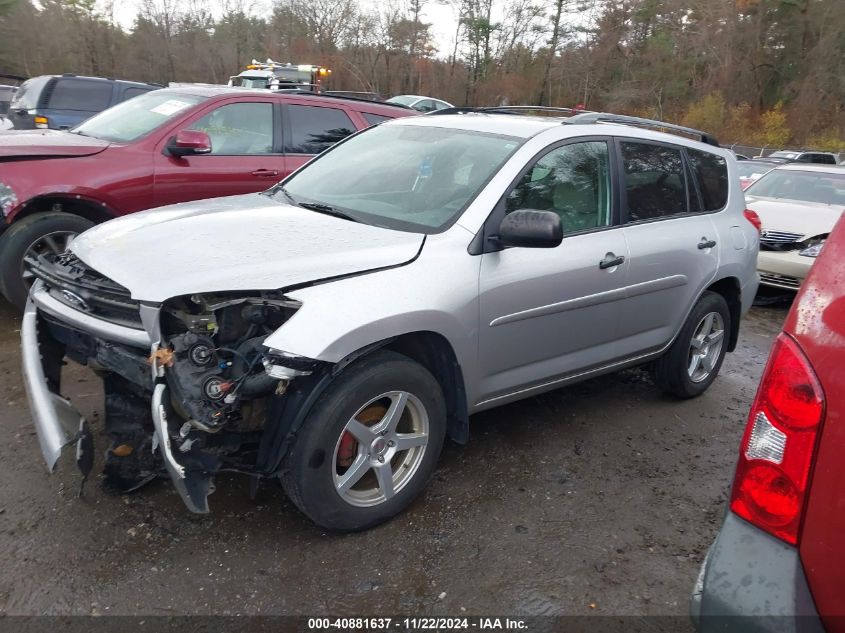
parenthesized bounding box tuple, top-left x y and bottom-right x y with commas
(730, 333, 825, 545)
(743, 208, 762, 233)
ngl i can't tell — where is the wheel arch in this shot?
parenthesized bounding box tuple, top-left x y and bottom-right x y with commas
(13, 194, 115, 225)
(380, 331, 469, 445)
(705, 276, 742, 352)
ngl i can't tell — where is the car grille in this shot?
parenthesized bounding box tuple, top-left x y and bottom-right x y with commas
(760, 230, 804, 249)
(759, 272, 801, 290)
(27, 253, 143, 329)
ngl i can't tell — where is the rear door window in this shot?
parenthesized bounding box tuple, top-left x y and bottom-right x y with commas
(284, 104, 356, 154)
(687, 148, 729, 211)
(46, 79, 113, 111)
(620, 142, 687, 221)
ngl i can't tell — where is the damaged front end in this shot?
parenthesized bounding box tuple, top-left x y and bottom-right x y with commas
(21, 254, 327, 513)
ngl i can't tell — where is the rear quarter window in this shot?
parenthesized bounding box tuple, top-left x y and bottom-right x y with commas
(687, 148, 729, 211)
(121, 86, 154, 102)
(361, 112, 391, 126)
(46, 79, 113, 111)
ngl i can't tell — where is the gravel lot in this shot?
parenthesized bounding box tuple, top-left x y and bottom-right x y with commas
(0, 296, 789, 622)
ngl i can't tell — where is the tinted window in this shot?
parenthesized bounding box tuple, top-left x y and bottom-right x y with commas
(507, 141, 611, 233)
(285, 105, 355, 154)
(362, 112, 391, 126)
(47, 79, 113, 111)
(9, 76, 51, 110)
(621, 142, 687, 221)
(121, 87, 152, 102)
(190, 102, 274, 154)
(687, 148, 728, 211)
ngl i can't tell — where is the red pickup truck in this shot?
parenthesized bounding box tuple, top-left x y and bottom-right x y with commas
(0, 86, 413, 308)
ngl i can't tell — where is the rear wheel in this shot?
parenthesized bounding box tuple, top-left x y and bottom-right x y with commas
(654, 291, 730, 398)
(281, 350, 446, 531)
(0, 212, 95, 309)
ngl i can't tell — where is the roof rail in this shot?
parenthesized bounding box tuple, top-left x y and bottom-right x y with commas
(430, 105, 593, 117)
(564, 112, 720, 147)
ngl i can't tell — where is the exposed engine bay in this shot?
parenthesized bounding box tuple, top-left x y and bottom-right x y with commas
(34, 270, 328, 512)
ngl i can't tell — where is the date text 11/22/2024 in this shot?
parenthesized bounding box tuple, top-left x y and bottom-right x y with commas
(307, 617, 528, 630)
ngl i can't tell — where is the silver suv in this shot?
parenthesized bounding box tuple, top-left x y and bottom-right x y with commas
(22, 109, 759, 531)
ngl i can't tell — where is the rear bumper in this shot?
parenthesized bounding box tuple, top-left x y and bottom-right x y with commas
(692, 511, 824, 633)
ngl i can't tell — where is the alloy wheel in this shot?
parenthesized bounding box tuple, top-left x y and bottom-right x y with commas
(687, 311, 725, 383)
(332, 391, 429, 507)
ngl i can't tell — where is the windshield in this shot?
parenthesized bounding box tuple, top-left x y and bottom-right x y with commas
(277, 124, 523, 233)
(746, 169, 845, 205)
(232, 77, 269, 89)
(386, 96, 418, 106)
(72, 91, 205, 142)
(737, 162, 775, 178)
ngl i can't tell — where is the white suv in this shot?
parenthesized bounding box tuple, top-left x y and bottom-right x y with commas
(22, 109, 760, 530)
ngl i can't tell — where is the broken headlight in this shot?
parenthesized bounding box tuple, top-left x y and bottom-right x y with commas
(799, 238, 825, 258)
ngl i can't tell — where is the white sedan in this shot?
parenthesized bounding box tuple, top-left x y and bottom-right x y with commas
(745, 164, 845, 290)
(385, 94, 453, 112)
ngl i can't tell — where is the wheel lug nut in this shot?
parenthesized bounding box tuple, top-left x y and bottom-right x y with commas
(387, 440, 395, 447)
(377, 455, 385, 463)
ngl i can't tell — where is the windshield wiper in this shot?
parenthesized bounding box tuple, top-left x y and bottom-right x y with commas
(265, 183, 297, 205)
(265, 185, 358, 222)
(297, 202, 359, 222)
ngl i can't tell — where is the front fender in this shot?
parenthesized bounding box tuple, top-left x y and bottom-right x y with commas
(263, 231, 483, 403)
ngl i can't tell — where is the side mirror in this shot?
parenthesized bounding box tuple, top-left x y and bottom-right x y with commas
(497, 210, 562, 248)
(167, 129, 212, 157)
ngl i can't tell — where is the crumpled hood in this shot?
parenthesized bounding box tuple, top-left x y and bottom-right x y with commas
(746, 195, 844, 239)
(0, 129, 110, 158)
(70, 193, 424, 302)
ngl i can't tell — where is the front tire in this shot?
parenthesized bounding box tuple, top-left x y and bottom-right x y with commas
(0, 212, 95, 310)
(280, 350, 447, 531)
(654, 291, 730, 398)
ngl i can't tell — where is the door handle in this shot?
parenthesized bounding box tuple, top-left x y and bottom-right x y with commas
(251, 169, 279, 177)
(599, 253, 625, 270)
(697, 238, 717, 250)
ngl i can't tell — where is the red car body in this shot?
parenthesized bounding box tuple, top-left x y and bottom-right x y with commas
(0, 87, 413, 224)
(694, 211, 845, 631)
(0, 86, 413, 307)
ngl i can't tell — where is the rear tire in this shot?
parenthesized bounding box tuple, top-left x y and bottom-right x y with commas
(654, 291, 730, 398)
(0, 212, 95, 310)
(280, 350, 446, 531)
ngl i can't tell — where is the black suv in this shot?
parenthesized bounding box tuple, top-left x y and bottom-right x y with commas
(8, 74, 160, 130)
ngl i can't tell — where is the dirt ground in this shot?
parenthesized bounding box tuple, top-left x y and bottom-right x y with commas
(0, 296, 790, 621)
